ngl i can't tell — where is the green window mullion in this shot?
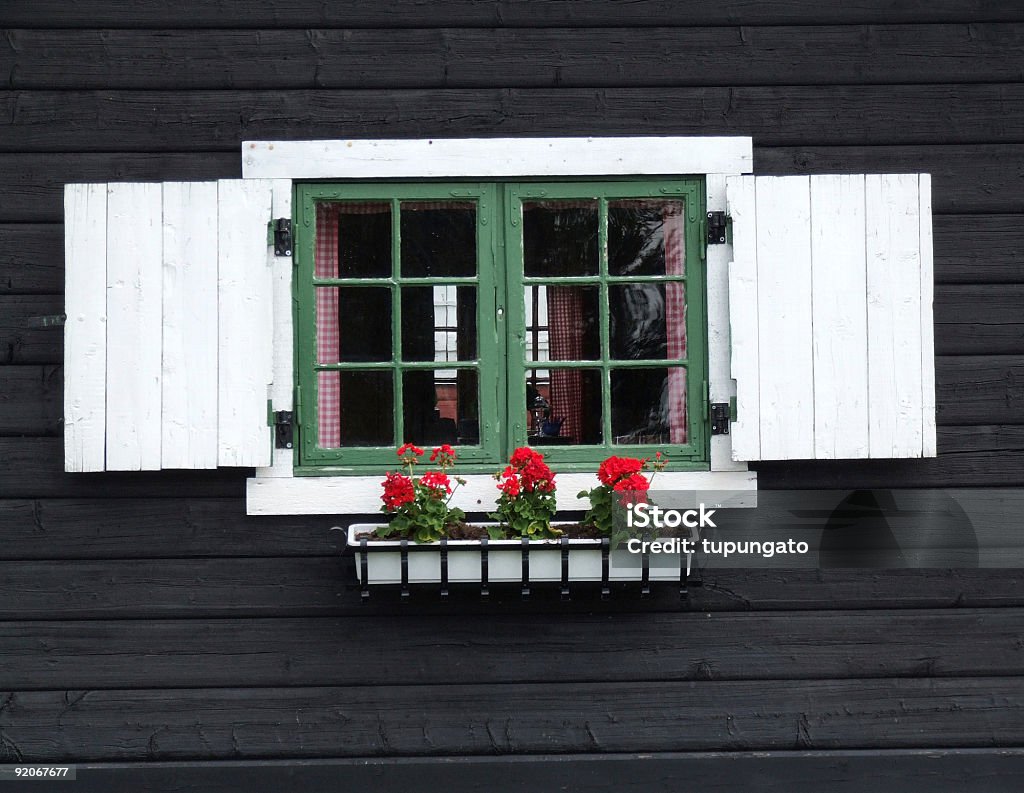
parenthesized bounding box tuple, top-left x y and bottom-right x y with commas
(597, 197, 614, 445)
(390, 198, 404, 445)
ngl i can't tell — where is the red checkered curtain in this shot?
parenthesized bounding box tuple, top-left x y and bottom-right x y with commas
(547, 287, 584, 442)
(315, 203, 341, 448)
(664, 203, 688, 443)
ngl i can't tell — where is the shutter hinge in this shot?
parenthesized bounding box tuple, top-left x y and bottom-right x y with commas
(274, 410, 294, 449)
(706, 211, 729, 245)
(272, 218, 293, 257)
(710, 402, 731, 435)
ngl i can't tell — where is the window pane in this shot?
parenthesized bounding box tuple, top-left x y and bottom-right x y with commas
(611, 367, 688, 445)
(403, 369, 479, 446)
(609, 199, 685, 277)
(317, 370, 394, 448)
(523, 201, 599, 277)
(316, 287, 392, 364)
(526, 368, 603, 445)
(400, 202, 477, 277)
(401, 286, 477, 362)
(609, 283, 687, 361)
(315, 202, 391, 280)
(524, 284, 600, 362)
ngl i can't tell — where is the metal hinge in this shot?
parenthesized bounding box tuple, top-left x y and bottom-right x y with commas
(274, 410, 294, 449)
(710, 402, 731, 435)
(706, 211, 729, 245)
(272, 218, 292, 257)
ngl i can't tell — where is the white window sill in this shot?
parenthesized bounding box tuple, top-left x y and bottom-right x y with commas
(245, 470, 757, 515)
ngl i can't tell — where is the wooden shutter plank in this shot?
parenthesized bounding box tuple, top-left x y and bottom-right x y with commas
(217, 179, 274, 468)
(754, 176, 814, 459)
(867, 174, 924, 457)
(161, 181, 219, 469)
(810, 175, 869, 458)
(919, 174, 937, 457)
(256, 179, 295, 478)
(105, 182, 162, 470)
(726, 176, 760, 460)
(63, 183, 107, 472)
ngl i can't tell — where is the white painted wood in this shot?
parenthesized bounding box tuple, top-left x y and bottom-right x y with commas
(706, 174, 746, 472)
(810, 175, 869, 458)
(63, 183, 108, 472)
(755, 176, 815, 459)
(242, 137, 754, 180)
(866, 174, 924, 458)
(217, 179, 275, 468)
(348, 525, 698, 585)
(725, 176, 760, 461)
(255, 179, 295, 478)
(919, 174, 938, 457)
(161, 181, 219, 469)
(246, 471, 758, 516)
(105, 182, 163, 470)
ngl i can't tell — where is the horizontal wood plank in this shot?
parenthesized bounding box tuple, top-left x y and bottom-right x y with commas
(0, 498, 336, 559)
(2, 149, 1023, 223)
(50, 752, 1024, 793)
(3, 26, 1024, 90)
(1, 678, 1023, 760)
(3, 1, 1022, 28)
(1, 558, 1022, 619)
(935, 285, 1024, 354)
(0, 365, 61, 436)
(936, 356, 1024, 424)
(4, 87, 1024, 153)
(0, 225, 63, 293)
(0, 295, 63, 364)
(2, 610, 1023, 689)
(0, 438, 246, 498)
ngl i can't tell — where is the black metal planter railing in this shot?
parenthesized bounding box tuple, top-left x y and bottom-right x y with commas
(350, 534, 696, 602)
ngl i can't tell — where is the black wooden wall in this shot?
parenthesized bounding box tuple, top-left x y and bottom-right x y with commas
(1, 3, 1024, 791)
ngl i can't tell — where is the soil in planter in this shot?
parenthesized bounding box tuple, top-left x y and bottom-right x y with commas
(355, 521, 608, 542)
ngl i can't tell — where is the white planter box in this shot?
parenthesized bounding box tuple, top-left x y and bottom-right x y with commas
(347, 524, 694, 586)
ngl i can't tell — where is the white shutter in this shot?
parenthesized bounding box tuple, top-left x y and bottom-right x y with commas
(726, 173, 936, 461)
(63, 179, 278, 471)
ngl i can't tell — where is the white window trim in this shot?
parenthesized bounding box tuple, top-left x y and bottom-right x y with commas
(243, 136, 756, 516)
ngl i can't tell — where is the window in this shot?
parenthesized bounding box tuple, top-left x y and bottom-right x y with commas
(295, 179, 707, 473)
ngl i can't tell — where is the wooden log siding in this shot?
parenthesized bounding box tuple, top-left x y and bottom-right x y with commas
(1, 2, 1023, 789)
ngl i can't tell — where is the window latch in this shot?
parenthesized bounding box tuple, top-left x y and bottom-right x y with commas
(706, 211, 729, 245)
(274, 410, 294, 449)
(273, 218, 293, 257)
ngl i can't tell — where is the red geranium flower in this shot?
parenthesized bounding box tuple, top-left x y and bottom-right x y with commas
(380, 471, 415, 511)
(597, 456, 645, 486)
(419, 471, 452, 495)
(430, 444, 456, 463)
(397, 443, 424, 458)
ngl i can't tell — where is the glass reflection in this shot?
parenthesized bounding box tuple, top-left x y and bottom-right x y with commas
(610, 368, 688, 445)
(400, 202, 477, 278)
(403, 369, 479, 446)
(609, 199, 684, 277)
(526, 368, 602, 446)
(523, 201, 599, 277)
(524, 285, 600, 362)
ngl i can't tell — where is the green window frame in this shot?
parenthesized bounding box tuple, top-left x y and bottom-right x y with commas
(294, 178, 707, 475)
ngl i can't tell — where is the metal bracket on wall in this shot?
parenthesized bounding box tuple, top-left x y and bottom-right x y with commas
(710, 402, 731, 435)
(273, 218, 293, 257)
(706, 211, 729, 245)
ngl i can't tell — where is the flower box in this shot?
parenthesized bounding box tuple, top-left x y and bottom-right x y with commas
(346, 524, 695, 591)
